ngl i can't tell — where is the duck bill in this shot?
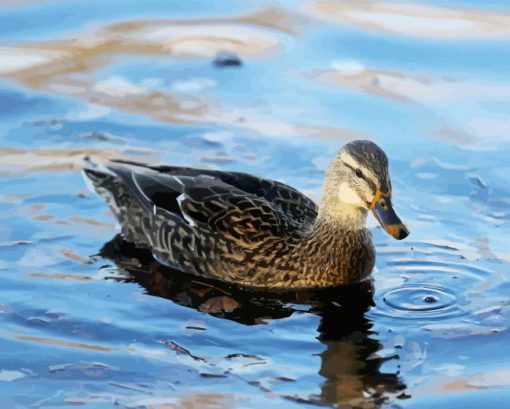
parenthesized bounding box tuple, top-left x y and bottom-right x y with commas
(370, 190, 409, 240)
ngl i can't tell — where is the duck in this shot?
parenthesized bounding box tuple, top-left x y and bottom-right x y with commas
(83, 140, 409, 289)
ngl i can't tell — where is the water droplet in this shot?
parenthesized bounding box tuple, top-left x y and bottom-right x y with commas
(381, 285, 458, 318)
(423, 295, 438, 304)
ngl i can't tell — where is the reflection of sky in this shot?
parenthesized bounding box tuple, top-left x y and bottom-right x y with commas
(0, 0, 509, 407)
(0, 0, 260, 40)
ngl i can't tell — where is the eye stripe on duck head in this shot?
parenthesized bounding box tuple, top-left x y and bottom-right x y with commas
(341, 141, 391, 193)
(339, 151, 379, 192)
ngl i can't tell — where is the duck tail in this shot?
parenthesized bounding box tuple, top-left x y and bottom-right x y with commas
(106, 164, 154, 215)
(82, 156, 152, 211)
(82, 156, 118, 196)
(82, 157, 154, 248)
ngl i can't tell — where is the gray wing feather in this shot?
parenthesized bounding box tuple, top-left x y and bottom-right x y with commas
(85, 158, 317, 257)
(110, 159, 318, 227)
(113, 168, 292, 248)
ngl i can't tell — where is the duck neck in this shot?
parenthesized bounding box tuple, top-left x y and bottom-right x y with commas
(315, 199, 368, 232)
(317, 167, 369, 231)
(294, 203, 372, 287)
(303, 200, 369, 258)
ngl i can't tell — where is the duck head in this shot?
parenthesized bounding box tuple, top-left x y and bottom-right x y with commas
(321, 140, 409, 240)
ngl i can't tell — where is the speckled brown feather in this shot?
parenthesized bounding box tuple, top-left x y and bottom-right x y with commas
(83, 155, 376, 289)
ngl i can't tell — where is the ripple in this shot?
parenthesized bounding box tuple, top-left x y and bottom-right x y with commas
(386, 259, 499, 295)
(381, 284, 460, 319)
(373, 244, 505, 322)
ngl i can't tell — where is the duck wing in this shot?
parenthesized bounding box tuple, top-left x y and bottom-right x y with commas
(109, 163, 312, 248)
(111, 159, 318, 227)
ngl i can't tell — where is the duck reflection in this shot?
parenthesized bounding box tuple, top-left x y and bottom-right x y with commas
(100, 235, 406, 408)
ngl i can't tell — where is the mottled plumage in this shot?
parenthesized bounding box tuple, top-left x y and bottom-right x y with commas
(83, 140, 408, 289)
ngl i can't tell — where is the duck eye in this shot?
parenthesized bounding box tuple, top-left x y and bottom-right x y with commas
(355, 169, 364, 178)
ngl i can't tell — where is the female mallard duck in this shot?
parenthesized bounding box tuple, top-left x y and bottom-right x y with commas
(83, 140, 409, 289)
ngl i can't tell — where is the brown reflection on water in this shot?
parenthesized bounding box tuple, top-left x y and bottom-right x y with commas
(311, 66, 510, 106)
(0, 7, 362, 141)
(100, 235, 406, 408)
(311, 67, 425, 104)
(0, 329, 116, 352)
(309, 65, 510, 147)
(409, 368, 510, 404)
(119, 392, 238, 409)
(304, 0, 510, 39)
(27, 272, 94, 282)
(0, 146, 156, 176)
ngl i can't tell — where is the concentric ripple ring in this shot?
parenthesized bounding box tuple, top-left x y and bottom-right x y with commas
(383, 285, 457, 313)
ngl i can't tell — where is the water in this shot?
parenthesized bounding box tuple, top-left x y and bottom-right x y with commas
(1, 0, 510, 407)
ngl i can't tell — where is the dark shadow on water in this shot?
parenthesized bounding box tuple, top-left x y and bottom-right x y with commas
(100, 235, 407, 407)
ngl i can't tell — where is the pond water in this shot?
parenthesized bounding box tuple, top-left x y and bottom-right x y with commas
(1, 0, 510, 407)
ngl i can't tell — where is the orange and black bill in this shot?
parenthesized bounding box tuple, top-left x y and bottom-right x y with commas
(370, 190, 409, 240)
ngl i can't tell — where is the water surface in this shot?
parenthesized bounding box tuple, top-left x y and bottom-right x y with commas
(1, 0, 510, 407)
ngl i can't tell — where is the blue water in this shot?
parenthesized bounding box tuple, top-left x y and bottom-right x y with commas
(1, 0, 510, 407)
